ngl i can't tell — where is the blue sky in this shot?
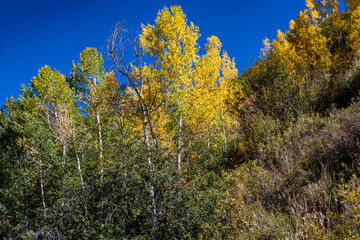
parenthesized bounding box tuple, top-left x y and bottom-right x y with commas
(1, 0, 338, 106)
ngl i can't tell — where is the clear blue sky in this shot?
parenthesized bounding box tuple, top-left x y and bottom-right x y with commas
(1, 0, 343, 106)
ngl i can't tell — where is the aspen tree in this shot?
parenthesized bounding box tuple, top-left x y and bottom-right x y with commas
(348, 2, 360, 56)
(139, 6, 199, 172)
(288, 0, 331, 81)
(31, 66, 88, 209)
(138, 6, 238, 171)
(72, 48, 106, 180)
(17, 66, 78, 218)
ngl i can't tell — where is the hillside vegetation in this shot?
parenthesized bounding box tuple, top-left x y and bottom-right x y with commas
(1, 0, 360, 239)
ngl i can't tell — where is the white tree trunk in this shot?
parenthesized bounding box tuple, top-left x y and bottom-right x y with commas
(177, 116, 182, 172)
(142, 117, 157, 240)
(73, 135, 85, 190)
(62, 143, 66, 165)
(96, 108, 104, 181)
(72, 134, 87, 213)
(39, 159, 46, 219)
(61, 143, 67, 208)
(94, 77, 104, 181)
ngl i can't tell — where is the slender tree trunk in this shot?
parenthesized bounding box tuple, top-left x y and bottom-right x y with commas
(73, 135, 85, 190)
(142, 116, 157, 240)
(96, 108, 104, 181)
(62, 143, 66, 165)
(61, 141, 67, 208)
(120, 116, 126, 151)
(72, 134, 87, 214)
(94, 77, 104, 181)
(177, 116, 182, 172)
(221, 109, 227, 147)
(39, 159, 46, 219)
(338, 28, 347, 72)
